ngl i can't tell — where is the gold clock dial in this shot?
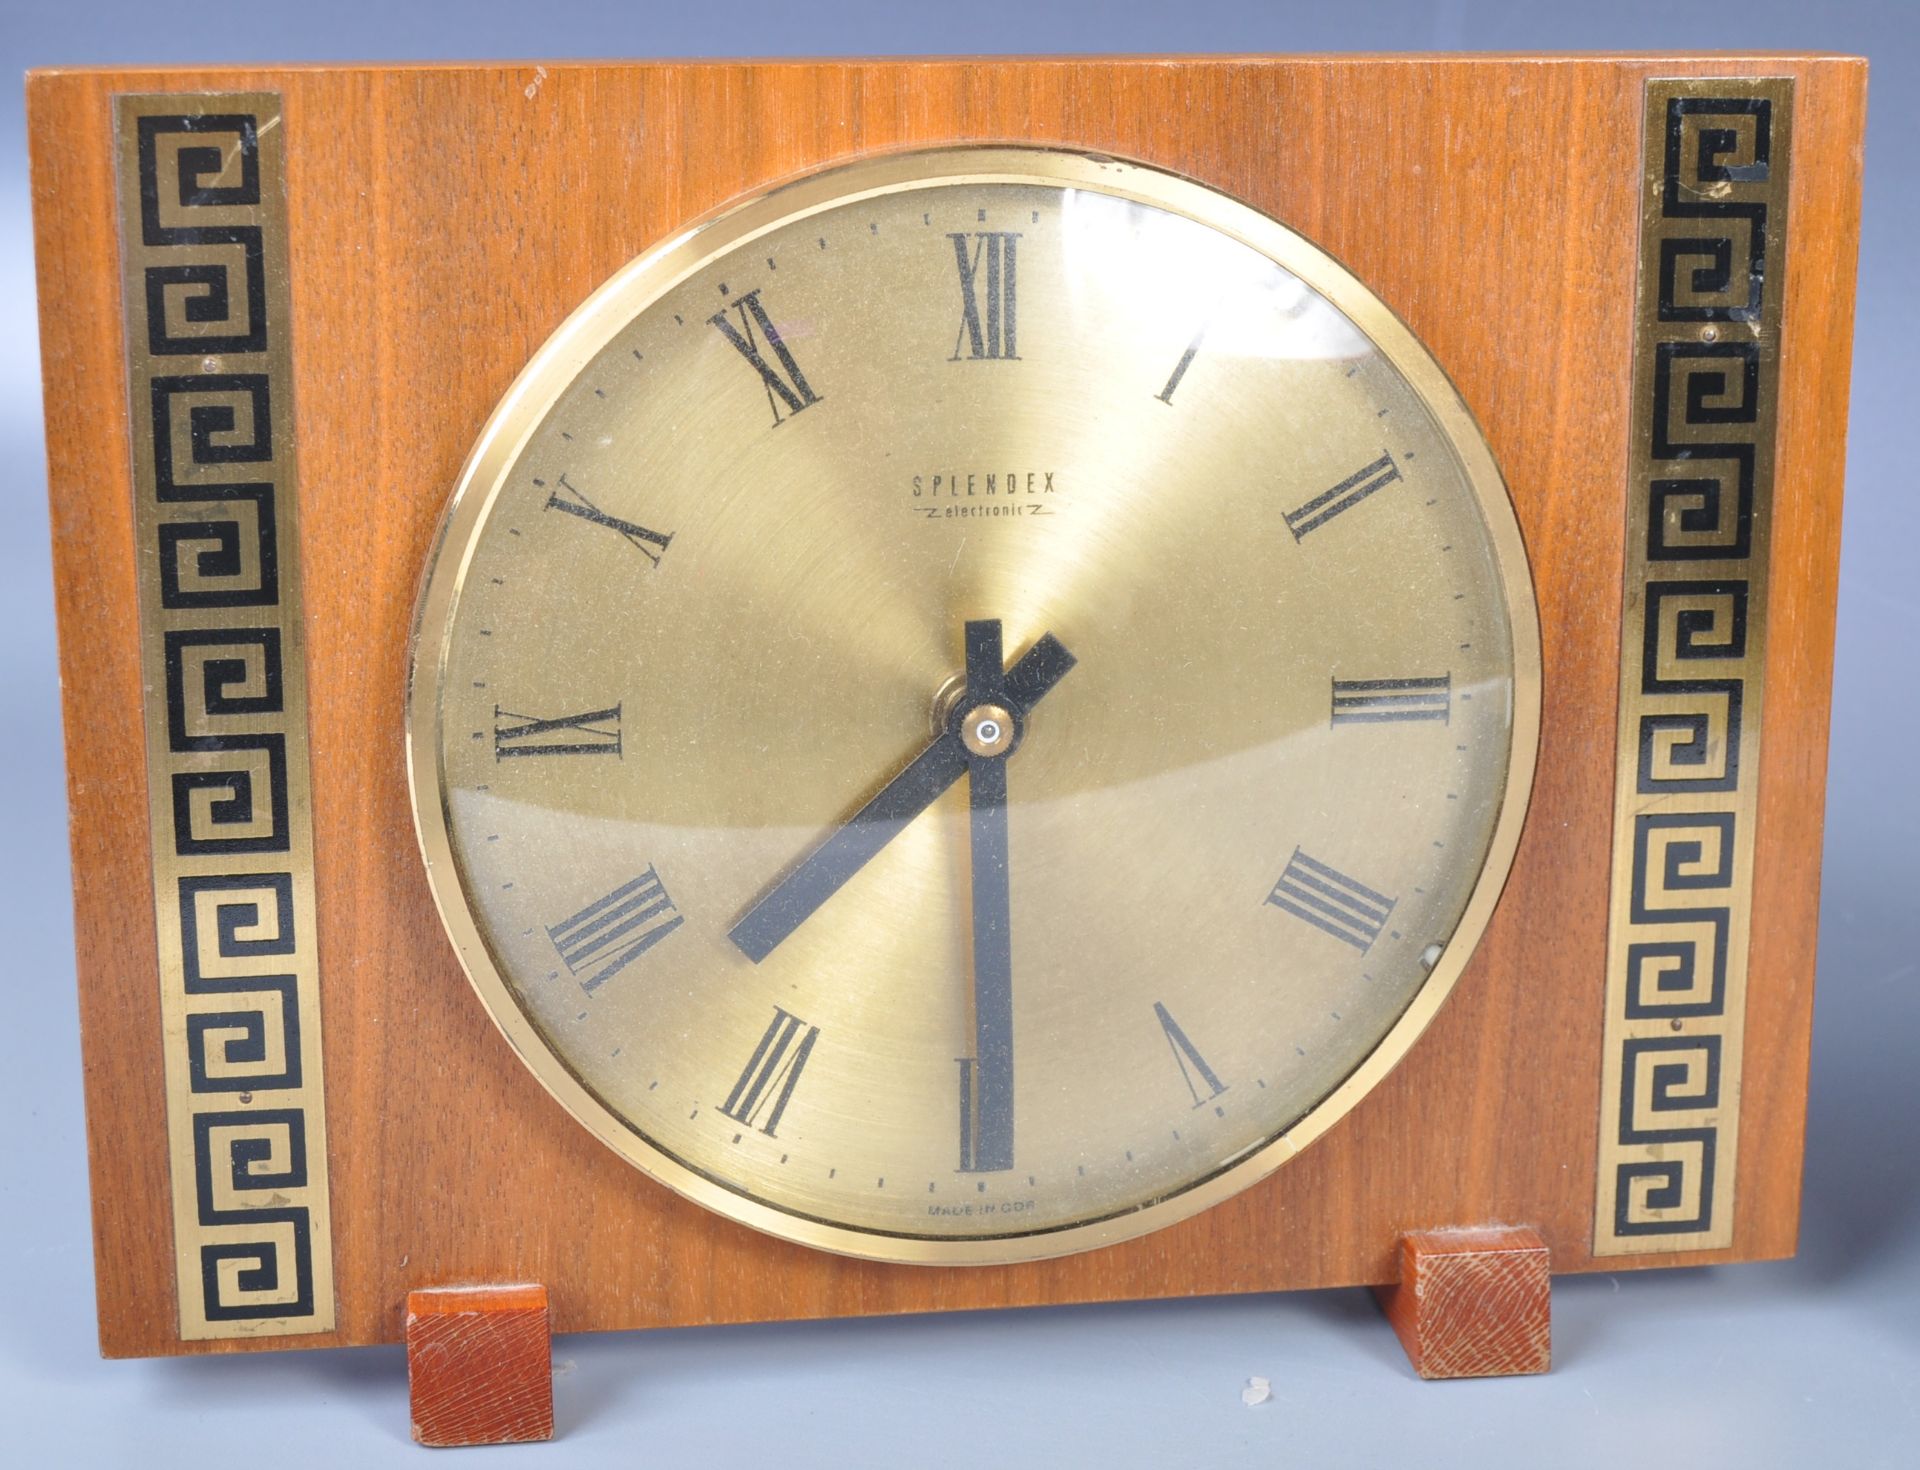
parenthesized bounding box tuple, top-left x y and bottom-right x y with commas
(408, 147, 1540, 1264)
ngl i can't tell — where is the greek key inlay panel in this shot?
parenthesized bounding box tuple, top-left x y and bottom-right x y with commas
(1594, 77, 1793, 1256)
(115, 93, 335, 1337)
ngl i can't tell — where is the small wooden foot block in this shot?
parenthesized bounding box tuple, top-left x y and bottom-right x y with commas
(1372, 1227, 1551, 1379)
(407, 1284, 554, 1447)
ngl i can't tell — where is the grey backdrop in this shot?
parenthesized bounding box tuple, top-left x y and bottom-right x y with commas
(3, 3, 1913, 1465)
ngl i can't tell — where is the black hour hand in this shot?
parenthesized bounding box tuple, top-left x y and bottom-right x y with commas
(728, 627, 1075, 964)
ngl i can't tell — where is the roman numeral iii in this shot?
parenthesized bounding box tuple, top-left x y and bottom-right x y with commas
(709, 288, 822, 426)
(1154, 1002, 1228, 1109)
(1330, 674, 1452, 725)
(544, 473, 673, 565)
(1267, 849, 1396, 951)
(494, 703, 622, 759)
(720, 1007, 820, 1138)
(547, 867, 684, 993)
(948, 232, 1020, 360)
(1284, 452, 1402, 540)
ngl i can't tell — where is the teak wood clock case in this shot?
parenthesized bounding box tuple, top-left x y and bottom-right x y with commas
(27, 54, 1863, 1359)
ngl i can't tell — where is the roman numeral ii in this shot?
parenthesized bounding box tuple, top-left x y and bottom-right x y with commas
(1284, 452, 1402, 540)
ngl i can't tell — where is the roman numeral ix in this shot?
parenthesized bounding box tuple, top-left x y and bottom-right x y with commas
(1330, 674, 1452, 725)
(494, 703, 623, 759)
(544, 473, 673, 565)
(720, 1006, 820, 1138)
(1267, 849, 1397, 952)
(709, 288, 822, 426)
(948, 232, 1020, 361)
(1154, 1002, 1228, 1109)
(546, 866, 684, 994)
(1283, 452, 1402, 540)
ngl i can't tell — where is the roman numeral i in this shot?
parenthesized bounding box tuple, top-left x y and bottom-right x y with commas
(948, 232, 1020, 361)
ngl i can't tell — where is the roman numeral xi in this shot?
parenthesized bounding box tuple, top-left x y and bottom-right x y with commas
(709, 289, 822, 427)
(1267, 849, 1397, 952)
(547, 866, 684, 994)
(949, 232, 1020, 361)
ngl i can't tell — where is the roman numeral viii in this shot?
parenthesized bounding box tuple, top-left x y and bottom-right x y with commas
(1330, 674, 1451, 725)
(547, 867, 684, 994)
(1267, 849, 1396, 952)
(1284, 452, 1402, 540)
(709, 289, 822, 426)
(720, 1006, 819, 1138)
(544, 473, 673, 566)
(1154, 1002, 1228, 1109)
(494, 703, 622, 759)
(948, 232, 1020, 361)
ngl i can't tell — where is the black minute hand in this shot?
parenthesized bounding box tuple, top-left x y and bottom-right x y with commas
(728, 627, 1075, 965)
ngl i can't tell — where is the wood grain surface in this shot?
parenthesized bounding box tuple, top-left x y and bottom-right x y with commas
(407, 1284, 553, 1447)
(1374, 1227, 1553, 1379)
(26, 55, 1863, 1358)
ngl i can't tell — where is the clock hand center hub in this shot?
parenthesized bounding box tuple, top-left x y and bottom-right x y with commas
(959, 703, 1016, 759)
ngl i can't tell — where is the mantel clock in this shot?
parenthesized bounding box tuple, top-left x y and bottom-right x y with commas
(27, 52, 1861, 1416)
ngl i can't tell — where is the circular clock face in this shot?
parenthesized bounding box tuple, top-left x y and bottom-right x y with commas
(408, 147, 1539, 1264)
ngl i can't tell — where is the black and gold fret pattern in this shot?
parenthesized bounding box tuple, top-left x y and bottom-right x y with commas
(114, 94, 334, 1337)
(1593, 77, 1793, 1255)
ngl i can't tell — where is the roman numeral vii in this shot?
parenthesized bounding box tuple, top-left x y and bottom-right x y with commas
(720, 1007, 820, 1138)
